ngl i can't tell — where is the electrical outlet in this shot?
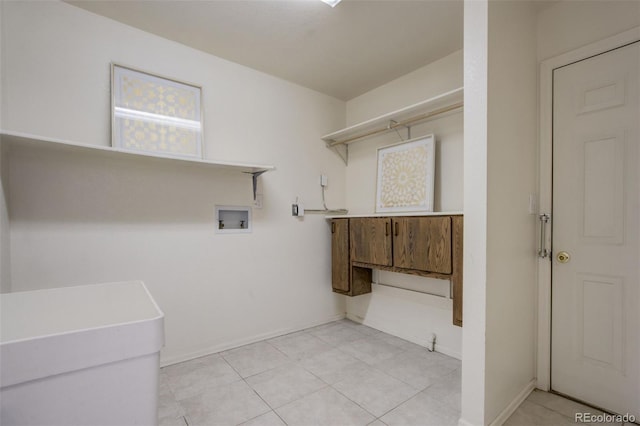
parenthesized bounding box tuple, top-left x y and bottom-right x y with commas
(292, 203, 304, 217)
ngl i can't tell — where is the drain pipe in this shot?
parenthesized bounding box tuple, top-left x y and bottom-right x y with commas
(427, 333, 436, 352)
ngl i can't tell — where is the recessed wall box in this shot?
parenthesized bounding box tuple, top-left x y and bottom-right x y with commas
(215, 206, 252, 234)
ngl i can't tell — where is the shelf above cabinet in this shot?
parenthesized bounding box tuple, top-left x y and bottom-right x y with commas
(0, 130, 275, 174)
(325, 211, 463, 219)
(321, 87, 463, 164)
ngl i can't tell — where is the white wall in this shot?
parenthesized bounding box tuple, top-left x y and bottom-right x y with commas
(346, 51, 464, 125)
(461, 2, 638, 425)
(345, 50, 463, 215)
(343, 51, 464, 358)
(0, 145, 9, 294)
(2, 1, 347, 365)
(537, 0, 640, 61)
(460, 1, 489, 423)
(485, 1, 538, 423)
(460, 1, 539, 425)
(0, 1, 9, 294)
(465, 3, 640, 424)
(0, 0, 3, 129)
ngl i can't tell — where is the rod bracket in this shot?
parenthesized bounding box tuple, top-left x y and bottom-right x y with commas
(388, 120, 411, 139)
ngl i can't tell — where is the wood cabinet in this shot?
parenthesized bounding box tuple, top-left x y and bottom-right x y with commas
(350, 217, 392, 266)
(451, 216, 463, 327)
(331, 219, 350, 293)
(331, 219, 371, 296)
(392, 216, 451, 273)
(331, 214, 463, 326)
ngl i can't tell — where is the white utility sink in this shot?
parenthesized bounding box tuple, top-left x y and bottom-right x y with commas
(0, 281, 165, 426)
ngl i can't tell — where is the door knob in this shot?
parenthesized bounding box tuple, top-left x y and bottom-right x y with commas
(556, 251, 570, 263)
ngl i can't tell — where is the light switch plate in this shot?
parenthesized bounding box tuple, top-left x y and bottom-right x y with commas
(529, 194, 537, 215)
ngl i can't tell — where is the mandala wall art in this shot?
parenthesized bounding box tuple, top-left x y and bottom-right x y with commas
(376, 135, 435, 213)
(111, 64, 203, 159)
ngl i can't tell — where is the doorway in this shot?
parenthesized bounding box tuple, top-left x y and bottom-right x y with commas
(550, 40, 639, 417)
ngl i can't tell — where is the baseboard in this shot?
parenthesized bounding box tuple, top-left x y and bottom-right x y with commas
(489, 379, 536, 426)
(345, 313, 462, 360)
(535, 380, 550, 392)
(458, 418, 477, 426)
(160, 312, 346, 367)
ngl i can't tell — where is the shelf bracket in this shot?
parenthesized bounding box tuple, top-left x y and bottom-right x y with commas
(244, 170, 268, 201)
(326, 141, 348, 165)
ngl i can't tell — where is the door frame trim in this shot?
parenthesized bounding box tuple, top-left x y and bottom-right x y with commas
(537, 26, 640, 391)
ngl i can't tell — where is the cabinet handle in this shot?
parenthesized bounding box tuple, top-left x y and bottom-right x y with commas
(394, 222, 399, 237)
(385, 222, 390, 236)
(331, 222, 336, 234)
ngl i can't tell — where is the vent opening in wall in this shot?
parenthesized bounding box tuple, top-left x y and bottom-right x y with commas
(215, 206, 251, 234)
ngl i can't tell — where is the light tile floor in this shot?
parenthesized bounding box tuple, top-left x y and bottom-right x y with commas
(505, 390, 636, 426)
(158, 319, 633, 426)
(159, 319, 459, 426)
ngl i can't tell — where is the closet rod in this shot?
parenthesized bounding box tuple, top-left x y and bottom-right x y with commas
(327, 102, 463, 147)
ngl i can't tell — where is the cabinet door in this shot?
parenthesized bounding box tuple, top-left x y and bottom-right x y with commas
(331, 219, 350, 293)
(350, 217, 392, 266)
(393, 216, 452, 273)
(451, 216, 463, 326)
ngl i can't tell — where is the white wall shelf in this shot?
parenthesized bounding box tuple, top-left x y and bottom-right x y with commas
(325, 211, 463, 219)
(321, 87, 463, 165)
(0, 131, 274, 174)
(0, 130, 274, 200)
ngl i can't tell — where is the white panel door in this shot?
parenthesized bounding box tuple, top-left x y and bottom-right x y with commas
(552, 41, 639, 417)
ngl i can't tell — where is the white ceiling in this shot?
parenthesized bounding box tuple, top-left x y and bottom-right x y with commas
(66, 0, 464, 101)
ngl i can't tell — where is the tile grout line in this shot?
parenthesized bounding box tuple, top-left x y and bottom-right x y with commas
(329, 382, 381, 420)
(215, 353, 277, 425)
(222, 339, 338, 426)
(279, 321, 388, 419)
(309, 322, 437, 420)
(325, 333, 458, 422)
(161, 322, 338, 423)
(255, 334, 338, 423)
(271, 323, 404, 422)
(159, 371, 191, 425)
(373, 386, 426, 421)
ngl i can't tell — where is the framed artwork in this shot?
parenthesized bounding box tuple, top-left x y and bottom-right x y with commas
(376, 135, 436, 213)
(111, 64, 203, 160)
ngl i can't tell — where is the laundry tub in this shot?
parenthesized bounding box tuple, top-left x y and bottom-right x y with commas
(0, 281, 165, 426)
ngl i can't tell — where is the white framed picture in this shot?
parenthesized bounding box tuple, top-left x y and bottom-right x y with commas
(111, 64, 203, 160)
(375, 135, 436, 213)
